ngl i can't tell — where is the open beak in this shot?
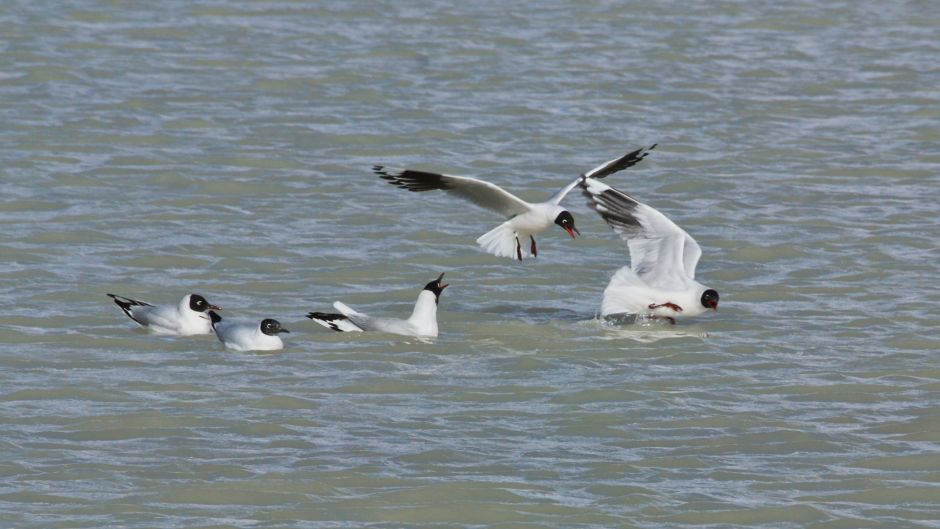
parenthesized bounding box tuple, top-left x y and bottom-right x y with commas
(437, 272, 448, 290)
(209, 304, 222, 311)
(565, 226, 580, 239)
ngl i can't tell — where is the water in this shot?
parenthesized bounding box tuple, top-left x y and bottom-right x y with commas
(2, 1, 939, 527)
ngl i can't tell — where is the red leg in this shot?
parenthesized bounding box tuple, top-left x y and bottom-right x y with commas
(515, 237, 522, 261)
(530, 236, 538, 258)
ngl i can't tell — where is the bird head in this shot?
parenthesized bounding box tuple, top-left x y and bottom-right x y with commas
(554, 210, 580, 239)
(423, 272, 449, 303)
(700, 289, 719, 311)
(261, 318, 289, 335)
(189, 294, 221, 313)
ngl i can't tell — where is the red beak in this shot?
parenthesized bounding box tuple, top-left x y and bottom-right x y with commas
(209, 304, 222, 311)
(564, 226, 579, 239)
(709, 301, 718, 311)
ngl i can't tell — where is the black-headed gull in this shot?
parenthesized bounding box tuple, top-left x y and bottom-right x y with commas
(373, 146, 655, 261)
(580, 177, 719, 324)
(107, 293, 221, 335)
(307, 273, 448, 337)
(208, 312, 289, 351)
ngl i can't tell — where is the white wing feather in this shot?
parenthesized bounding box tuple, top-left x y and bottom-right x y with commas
(374, 166, 531, 218)
(581, 177, 701, 287)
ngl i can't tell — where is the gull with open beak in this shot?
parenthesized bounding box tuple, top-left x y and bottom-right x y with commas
(307, 273, 449, 338)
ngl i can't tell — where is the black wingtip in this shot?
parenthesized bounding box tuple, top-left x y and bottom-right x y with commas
(107, 293, 149, 325)
(307, 312, 349, 332)
(108, 294, 132, 313)
(587, 144, 658, 180)
(371, 167, 450, 193)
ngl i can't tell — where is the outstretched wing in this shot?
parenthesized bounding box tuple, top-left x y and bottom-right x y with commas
(549, 144, 657, 205)
(580, 177, 701, 286)
(374, 166, 531, 218)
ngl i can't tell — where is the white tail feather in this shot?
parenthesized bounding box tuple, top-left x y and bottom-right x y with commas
(476, 222, 528, 260)
(600, 266, 650, 317)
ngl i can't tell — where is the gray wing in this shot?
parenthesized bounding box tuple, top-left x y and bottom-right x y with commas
(374, 166, 531, 218)
(333, 302, 377, 331)
(580, 177, 701, 286)
(107, 293, 154, 325)
(333, 302, 419, 335)
(549, 144, 657, 205)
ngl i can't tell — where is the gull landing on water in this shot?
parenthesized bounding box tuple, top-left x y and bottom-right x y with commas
(580, 176, 719, 324)
(307, 273, 448, 338)
(373, 145, 656, 261)
(107, 293, 221, 336)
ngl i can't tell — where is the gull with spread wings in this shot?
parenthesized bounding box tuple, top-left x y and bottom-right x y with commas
(580, 175, 719, 324)
(373, 145, 656, 260)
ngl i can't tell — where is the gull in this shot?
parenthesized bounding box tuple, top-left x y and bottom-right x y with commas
(307, 273, 448, 338)
(373, 145, 655, 260)
(107, 293, 221, 335)
(580, 176, 719, 324)
(208, 312, 289, 351)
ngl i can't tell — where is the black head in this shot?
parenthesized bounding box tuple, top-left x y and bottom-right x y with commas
(189, 294, 221, 313)
(423, 272, 449, 303)
(554, 210, 580, 239)
(701, 289, 719, 311)
(260, 318, 289, 336)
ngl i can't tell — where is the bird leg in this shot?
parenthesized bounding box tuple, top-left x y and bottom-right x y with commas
(515, 236, 523, 261)
(530, 235, 538, 258)
(648, 302, 683, 312)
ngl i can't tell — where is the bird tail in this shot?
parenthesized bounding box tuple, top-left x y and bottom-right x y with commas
(600, 267, 649, 317)
(476, 221, 527, 260)
(306, 311, 363, 332)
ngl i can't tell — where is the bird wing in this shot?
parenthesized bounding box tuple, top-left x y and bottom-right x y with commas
(580, 177, 702, 286)
(373, 166, 531, 218)
(306, 311, 364, 332)
(333, 301, 379, 332)
(333, 302, 417, 335)
(549, 145, 657, 205)
(107, 293, 155, 326)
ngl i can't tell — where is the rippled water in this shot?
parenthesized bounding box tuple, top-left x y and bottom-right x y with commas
(2, 1, 939, 527)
